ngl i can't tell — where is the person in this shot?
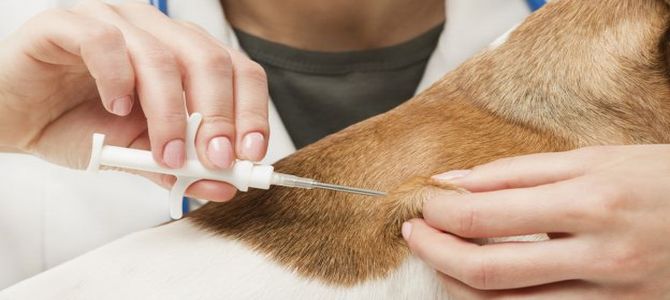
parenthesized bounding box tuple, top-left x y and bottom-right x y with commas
(0, 0, 667, 297)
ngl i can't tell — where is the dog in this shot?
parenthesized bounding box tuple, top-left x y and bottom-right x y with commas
(3, 0, 670, 299)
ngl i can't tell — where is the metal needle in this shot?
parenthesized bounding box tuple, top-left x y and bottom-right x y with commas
(271, 173, 387, 197)
(310, 181, 387, 197)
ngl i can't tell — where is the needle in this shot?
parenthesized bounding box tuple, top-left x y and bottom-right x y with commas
(270, 173, 387, 197)
(310, 181, 387, 197)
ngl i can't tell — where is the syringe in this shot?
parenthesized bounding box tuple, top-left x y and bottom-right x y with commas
(87, 113, 386, 220)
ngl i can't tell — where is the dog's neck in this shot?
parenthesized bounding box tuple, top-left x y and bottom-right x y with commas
(190, 0, 670, 287)
(461, 0, 670, 146)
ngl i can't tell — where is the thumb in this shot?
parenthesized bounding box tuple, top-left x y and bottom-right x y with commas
(432, 150, 586, 192)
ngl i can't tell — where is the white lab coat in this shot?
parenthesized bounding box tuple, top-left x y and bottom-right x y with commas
(0, 0, 531, 289)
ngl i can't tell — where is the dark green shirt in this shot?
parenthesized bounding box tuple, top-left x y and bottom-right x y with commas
(235, 24, 443, 148)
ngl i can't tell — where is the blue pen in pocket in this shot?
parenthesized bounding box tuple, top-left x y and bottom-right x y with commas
(527, 0, 547, 12)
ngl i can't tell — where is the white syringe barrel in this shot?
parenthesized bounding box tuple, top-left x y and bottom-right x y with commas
(88, 134, 274, 192)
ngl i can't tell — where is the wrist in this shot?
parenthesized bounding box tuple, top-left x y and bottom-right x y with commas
(0, 85, 26, 151)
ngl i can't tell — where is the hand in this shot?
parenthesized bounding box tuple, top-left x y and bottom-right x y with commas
(0, 1, 270, 201)
(402, 145, 670, 299)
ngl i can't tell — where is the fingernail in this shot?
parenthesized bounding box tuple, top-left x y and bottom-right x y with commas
(208, 136, 234, 168)
(432, 170, 472, 182)
(110, 95, 133, 116)
(241, 132, 265, 161)
(401, 222, 413, 240)
(163, 139, 185, 169)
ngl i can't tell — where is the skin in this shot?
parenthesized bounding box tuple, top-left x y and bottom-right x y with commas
(220, 0, 446, 51)
(0, 1, 272, 201)
(404, 145, 670, 299)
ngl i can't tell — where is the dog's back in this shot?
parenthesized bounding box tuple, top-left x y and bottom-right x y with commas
(0, 220, 444, 299)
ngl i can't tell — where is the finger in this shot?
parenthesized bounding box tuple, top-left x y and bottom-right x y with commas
(23, 9, 135, 116)
(114, 3, 239, 169)
(126, 134, 238, 202)
(174, 22, 270, 161)
(403, 219, 585, 290)
(161, 177, 238, 202)
(438, 274, 600, 300)
(422, 181, 594, 238)
(72, 1, 187, 169)
(185, 180, 238, 202)
(433, 150, 590, 192)
(230, 50, 269, 162)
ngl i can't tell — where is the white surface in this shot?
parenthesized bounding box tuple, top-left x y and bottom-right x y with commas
(0, 220, 447, 299)
(0, 154, 170, 289)
(0, 0, 532, 291)
(0, 155, 44, 291)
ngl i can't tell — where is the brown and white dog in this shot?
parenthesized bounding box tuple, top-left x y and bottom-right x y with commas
(3, 0, 670, 299)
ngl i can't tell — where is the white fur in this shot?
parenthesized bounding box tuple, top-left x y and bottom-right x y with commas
(0, 220, 447, 299)
(489, 24, 518, 49)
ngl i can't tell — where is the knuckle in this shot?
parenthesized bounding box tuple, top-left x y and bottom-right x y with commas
(98, 69, 133, 83)
(237, 111, 269, 129)
(147, 111, 185, 125)
(82, 23, 123, 45)
(463, 257, 494, 290)
(599, 243, 646, 277)
(139, 48, 178, 69)
(473, 157, 518, 189)
(455, 206, 478, 236)
(237, 61, 267, 83)
(562, 199, 598, 228)
(589, 179, 628, 214)
(202, 114, 236, 128)
(191, 50, 233, 71)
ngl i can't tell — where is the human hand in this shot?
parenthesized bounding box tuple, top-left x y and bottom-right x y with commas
(0, 1, 270, 201)
(403, 145, 670, 299)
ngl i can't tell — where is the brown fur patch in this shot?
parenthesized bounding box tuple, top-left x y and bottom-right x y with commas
(190, 0, 670, 287)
